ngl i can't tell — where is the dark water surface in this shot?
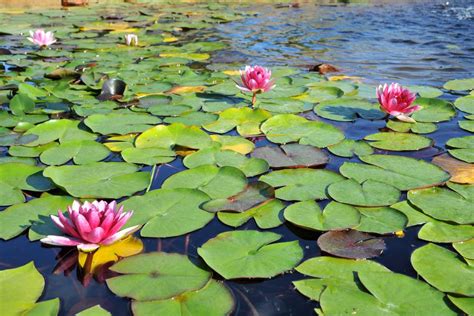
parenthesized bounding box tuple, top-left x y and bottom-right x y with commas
(1, 1, 473, 315)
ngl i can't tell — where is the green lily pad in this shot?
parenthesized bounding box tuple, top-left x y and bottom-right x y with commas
(251, 144, 328, 168)
(454, 95, 474, 114)
(319, 270, 455, 316)
(328, 139, 374, 158)
(202, 182, 274, 213)
(317, 230, 386, 259)
(411, 243, 474, 296)
(0, 163, 55, 206)
(261, 114, 345, 148)
(260, 168, 344, 201)
(418, 220, 474, 243)
(448, 296, 474, 316)
(39, 140, 110, 165)
(9, 93, 35, 116)
(183, 146, 269, 177)
(454, 239, 474, 260)
(365, 132, 433, 151)
(76, 305, 111, 316)
(84, 112, 161, 135)
(197, 230, 303, 279)
(386, 120, 438, 134)
(315, 98, 384, 121)
(132, 280, 234, 316)
(9, 142, 58, 158)
(355, 206, 408, 234)
(340, 154, 450, 190)
(203, 107, 272, 136)
(0, 194, 73, 240)
(411, 97, 456, 123)
(0, 262, 59, 316)
(284, 201, 360, 231)
(391, 200, 432, 227)
(408, 186, 473, 224)
(328, 179, 401, 207)
(163, 111, 218, 126)
(447, 135, 474, 163)
(444, 78, 474, 91)
(459, 120, 474, 132)
(23, 119, 97, 146)
(107, 252, 211, 301)
(406, 85, 443, 98)
(0, 112, 48, 128)
(121, 147, 176, 165)
(43, 162, 149, 198)
(135, 123, 212, 150)
(217, 199, 284, 229)
(162, 165, 247, 199)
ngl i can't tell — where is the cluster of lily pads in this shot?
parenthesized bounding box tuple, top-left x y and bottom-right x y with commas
(0, 2, 473, 316)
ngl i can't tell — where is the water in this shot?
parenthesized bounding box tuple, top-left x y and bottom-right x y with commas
(1, 1, 473, 315)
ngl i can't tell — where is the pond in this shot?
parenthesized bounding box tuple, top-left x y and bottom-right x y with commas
(0, 1, 473, 316)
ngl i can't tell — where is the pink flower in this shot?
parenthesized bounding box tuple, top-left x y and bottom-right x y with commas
(376, 83, 422, 123)
(41, 200, 140, 252)
(27, 29, 56, 47)
(237, 65, 275, 94)
(124, 34, 138, 46)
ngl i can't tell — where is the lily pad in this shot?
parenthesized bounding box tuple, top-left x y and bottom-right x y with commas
(315, 98, 384, 121)
(447, 135, 474, 163)
(261, 114, 345, 148)
(284, 201, 360, 231)
(365, 132, 433, 151)
(162, 165, 247, 199)
(411, 243, 474, 296)
(411, 97, 456, 123)
(23, 119, 97, 146)
(197, 230, 303, 279)
(43, 162, 149, 198)
(448, 296, 474, 316)
(203, 107, 272, 136)
(107, 252, 211, 301)
(121, 147, 175, 165)
(39, 140, 110, 165)
(355, 206, 408, 234)
(120, 188, 213, 238)
(317, 230, 386, 259)
(251, 144, 328, 168)
(260, 168, 344, 201)
(76, 305, 111, 316)
(418, 220, 474, 243)
(328, 179, 401, 207)
(432, 154, 474, 184)
(132, 280, 234, 316)
(202, 182, 274, 213)
(328, 139, 373, 158)
(217, 199, 284, 229)
(84, 112, 161, 135)
(386, 120, 438, 134)
(444, 78, 474, 91)
(454, 95, 474, 114)
(340, 154, 450, 190)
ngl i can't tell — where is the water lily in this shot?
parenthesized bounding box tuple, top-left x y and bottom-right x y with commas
(41, 200, 140, 252)
(27, 29, 56, 47)
(236, 65, 275, 106)
(124, 34, 138, 46)
(376, 83, 422, 123)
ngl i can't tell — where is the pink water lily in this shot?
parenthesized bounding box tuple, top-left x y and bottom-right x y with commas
(236, 65, 275, 106)
(27, 29, 56, 47)
(376, 83, 422, 123)
(41, 200, 140, 252)
(124, 34, 138, 46)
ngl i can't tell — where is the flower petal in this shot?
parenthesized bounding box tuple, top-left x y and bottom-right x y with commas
(101, 225, 141, 245)
(41, 235, 83, 247)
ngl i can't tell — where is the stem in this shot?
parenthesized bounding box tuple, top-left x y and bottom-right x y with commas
(147, 164, 157, 192)
(251, 93, 256, 107)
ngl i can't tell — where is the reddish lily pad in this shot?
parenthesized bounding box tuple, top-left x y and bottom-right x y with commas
(317, 230, 386, 259)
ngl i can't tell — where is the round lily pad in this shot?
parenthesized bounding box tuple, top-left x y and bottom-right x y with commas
(121, 147, 176, 165)
(84, 112, 161, 135)
(328, 179, 401, 207)
(418, 220, 474, 243)
(328, 139, 373, 158)
(314, 98, 384, 121)
(444, 78, 474, 91)
(217, 199, 284, 229)
(251, 144, 328, 168)
(355, 206, 407, 234)
(365, 132, 433, 151)
(317, 230, 386, 259)
(23, 119, 97, 146)
(447, 135, 474, 163)
(39, 140, 110, 165)
(106, 252, 211, 301)
(197, 230, 303, 279)
(386, 120, 438, 134)
(411, 243, 474, 296)
(411, 97, 456, 123)
(454, 95, 474, 114)
(203, 107, 272, 136)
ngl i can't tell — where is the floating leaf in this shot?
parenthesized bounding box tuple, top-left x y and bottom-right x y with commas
(355, 206, 407, 234)
(386, 120, 438, 134)
(202, 182, 274, 213)
(317, 230, 386, 259)
(454, 239, 474, 260)
(448, 296, 474, 316)
(328, 179, 400, 207)
(365, 132, 433, 151)
(328, 139, 373, 158)
(84, 112, 161, 135)
(260, 168, 343, 201)
(340, 154, 450, 190)
(454, 95, 474, 114)
(217, 199, 284, 229)
(43, 162, 149, 198)
(210, 134, 254, 154)
(251, 144, 328, 168)
(23, 119, 96, 146)
(411, 243, 474, 296)
(447, 135, 474, 163)
(432, 154, 474, 184)
(162, 165, 247, 199)
(121, 147, 175, 165)
(76, 305, 111, 316)
(314, 98, 384, 121)
(391, 200, 432, 227)
(197, 230, 303, 279)
(284, 201, 360, 231)
(411, 97, 456, 123)
(39, 140, 110, 165)
(9, 93, 35, 116)
(261, 114, 345, 148)
(107, 252, 211, 301)
(418, 220, 474, 243)
(444, 78, 474, 91)
(406, 85, 443, 98)
(132, 280, 234, 316)
(203, 107, 272, 136)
